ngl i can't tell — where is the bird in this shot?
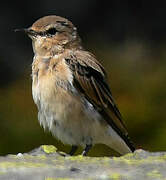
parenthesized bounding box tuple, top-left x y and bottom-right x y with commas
(16, 15, 135, 156)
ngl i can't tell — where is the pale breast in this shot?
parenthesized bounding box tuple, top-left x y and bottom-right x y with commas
(32, 56, 78, 128)
(31, 56, 106, 146)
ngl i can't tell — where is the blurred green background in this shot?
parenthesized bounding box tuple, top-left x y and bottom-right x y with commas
(1, 1, 166, 156)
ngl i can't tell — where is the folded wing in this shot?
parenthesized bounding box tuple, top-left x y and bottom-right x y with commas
(65, 50, 135, 152)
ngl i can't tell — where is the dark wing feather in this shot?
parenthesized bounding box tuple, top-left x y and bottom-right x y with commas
(65, 51, 135, 152)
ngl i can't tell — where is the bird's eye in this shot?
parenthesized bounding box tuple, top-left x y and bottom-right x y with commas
(46, 27, 57, 36)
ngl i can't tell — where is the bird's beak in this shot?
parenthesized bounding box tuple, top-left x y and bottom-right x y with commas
(14, 28, 37, 37)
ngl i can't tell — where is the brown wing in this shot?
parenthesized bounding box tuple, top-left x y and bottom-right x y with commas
(65, 50, 135, 151)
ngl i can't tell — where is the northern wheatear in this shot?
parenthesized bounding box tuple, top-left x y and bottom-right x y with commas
(17, 15, 135, 156)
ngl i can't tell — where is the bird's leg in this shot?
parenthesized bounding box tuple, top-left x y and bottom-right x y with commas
(82, 144, 92, 156)
(69, 145, 78, 156)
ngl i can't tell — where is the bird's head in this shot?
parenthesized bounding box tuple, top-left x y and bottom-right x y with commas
(16, 15, 82, 56)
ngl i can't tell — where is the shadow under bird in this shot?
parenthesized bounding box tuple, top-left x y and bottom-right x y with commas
(16, 15, 135, 156)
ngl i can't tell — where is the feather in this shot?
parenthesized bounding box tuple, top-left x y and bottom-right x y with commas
(65, 50, 135, 152)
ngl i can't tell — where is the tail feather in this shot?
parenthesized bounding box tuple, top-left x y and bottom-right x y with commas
(106, 125, 135, 155)
(100, 109, 135, 154)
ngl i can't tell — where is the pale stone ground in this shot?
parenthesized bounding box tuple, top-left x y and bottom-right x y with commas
(0, 145, 166, 180)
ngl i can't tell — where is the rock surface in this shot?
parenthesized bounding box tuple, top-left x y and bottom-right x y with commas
(0, 145, 166, 180)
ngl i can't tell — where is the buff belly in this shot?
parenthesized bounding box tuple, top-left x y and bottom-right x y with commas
(32, 75, 105, 146)
(32, 75, 131, 154)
